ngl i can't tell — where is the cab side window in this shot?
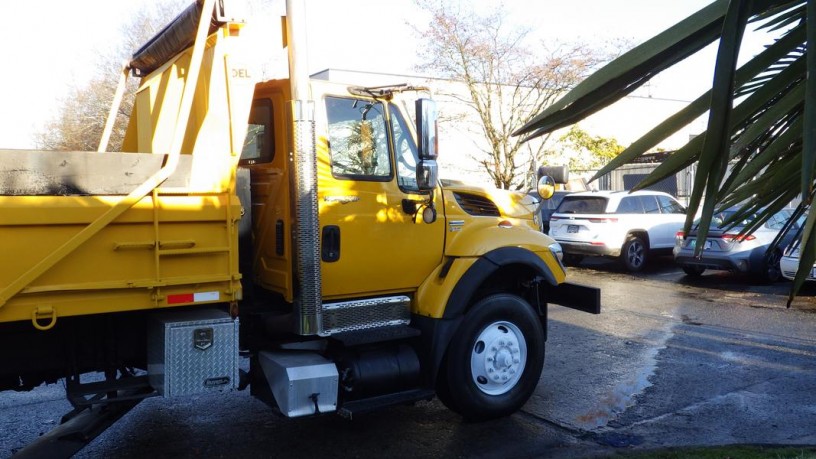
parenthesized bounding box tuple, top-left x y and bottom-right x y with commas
(326, 96, 392, 180)
(388, 103, 420, 192)
(240, 99, 274, 165)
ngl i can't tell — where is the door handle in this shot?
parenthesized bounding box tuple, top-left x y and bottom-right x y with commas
(322, 226, 340, 262)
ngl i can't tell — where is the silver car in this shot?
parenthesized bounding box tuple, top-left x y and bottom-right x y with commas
(674, 208, 802, 283)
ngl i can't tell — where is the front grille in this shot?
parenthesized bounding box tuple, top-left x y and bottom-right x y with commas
(453, 192, 500, 217)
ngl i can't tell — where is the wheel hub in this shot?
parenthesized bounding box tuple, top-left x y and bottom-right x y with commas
(470, 321, 527, 395)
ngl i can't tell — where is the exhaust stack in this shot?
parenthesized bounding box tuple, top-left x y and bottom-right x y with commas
(285, 0, 322, 335)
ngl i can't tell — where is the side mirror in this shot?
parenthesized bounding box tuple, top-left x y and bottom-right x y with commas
(537, 176, 555, 200)
(416, 98, 438, 160)
(416, 161, 438, 191)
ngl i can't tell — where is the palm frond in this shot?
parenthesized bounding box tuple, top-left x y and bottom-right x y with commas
(518, 0, 816, 301)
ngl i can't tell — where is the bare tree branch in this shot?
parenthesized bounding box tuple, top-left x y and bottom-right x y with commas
(413, 0, 616, 188)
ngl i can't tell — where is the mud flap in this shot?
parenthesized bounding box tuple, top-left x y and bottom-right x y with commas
(543, 282, 601, 314)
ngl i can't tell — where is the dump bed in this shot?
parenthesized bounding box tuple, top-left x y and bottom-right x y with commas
(0, 0, 254, 328)
(0, 150, 242, 327)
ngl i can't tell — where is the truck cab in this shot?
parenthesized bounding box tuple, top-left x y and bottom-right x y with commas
(243, 79, 445, 305)
(237, 77, 597, 419)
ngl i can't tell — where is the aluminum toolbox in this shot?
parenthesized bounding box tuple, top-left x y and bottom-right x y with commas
(148, 309, 239, 397)
(258, 351, 338, 417)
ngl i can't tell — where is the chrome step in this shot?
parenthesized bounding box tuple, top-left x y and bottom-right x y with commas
(321, 295, 411, 335)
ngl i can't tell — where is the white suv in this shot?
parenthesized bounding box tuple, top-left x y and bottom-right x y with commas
(549, 190, 686, 271)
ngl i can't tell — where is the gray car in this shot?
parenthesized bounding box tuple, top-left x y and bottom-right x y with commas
(673, 208, 802, 283)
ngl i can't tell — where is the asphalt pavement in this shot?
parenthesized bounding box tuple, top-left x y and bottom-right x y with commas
(2, 256, 815, 458)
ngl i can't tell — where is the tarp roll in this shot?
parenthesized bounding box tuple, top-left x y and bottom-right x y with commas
(129, 0, 223, 76)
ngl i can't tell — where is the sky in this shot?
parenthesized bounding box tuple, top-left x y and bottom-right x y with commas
(0, 0, 775, 150)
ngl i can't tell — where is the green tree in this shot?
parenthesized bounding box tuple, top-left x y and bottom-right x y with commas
(517, 0, 815, 302)
(413, 0, 613, 190)
(555, 125, 624, 170)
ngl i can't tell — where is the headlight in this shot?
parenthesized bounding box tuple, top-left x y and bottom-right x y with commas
(549, 242, 563, 263)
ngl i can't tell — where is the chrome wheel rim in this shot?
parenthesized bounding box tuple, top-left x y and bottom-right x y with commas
(470, 321, 527, 395)
(627, 241, 645, 268)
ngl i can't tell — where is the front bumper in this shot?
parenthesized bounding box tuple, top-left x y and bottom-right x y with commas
(542, 282, 601, 314)
(556, 240, 621, 257)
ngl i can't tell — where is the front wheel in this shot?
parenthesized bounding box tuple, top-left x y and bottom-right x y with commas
(437, 294, 545, 420)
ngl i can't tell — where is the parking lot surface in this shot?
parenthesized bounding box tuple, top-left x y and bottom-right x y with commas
(2, 256, 815, 458)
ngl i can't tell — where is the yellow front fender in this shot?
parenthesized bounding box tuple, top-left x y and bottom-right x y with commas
(414, 245, 565, 319)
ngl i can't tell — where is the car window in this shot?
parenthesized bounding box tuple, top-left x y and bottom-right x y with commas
(615, 196, 644, 214)
(639, 196, 660, 214)
(657, 195, 685, 214)
(556, 196, 608, 214)
(709, 210, 754, 229)
(541, 193, 568, 211)
(766, 210, 796, 231)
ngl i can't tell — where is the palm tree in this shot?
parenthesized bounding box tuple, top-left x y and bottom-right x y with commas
(515, 0, 813, 303)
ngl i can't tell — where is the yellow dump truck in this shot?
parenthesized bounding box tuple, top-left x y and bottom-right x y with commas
(2, 0, 599, 453)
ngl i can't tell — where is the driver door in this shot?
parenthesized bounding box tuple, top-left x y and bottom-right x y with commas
(317, 95, 444, 299)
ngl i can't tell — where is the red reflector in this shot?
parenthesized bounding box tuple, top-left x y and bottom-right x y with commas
(675, 231, 686, 238)
(168, 293, 194, 304)
(498, 220, 513, 228)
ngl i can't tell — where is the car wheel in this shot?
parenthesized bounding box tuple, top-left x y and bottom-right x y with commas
(682, 265, 705, 277)
(437, 294, 545, 421)
(621, 236, 648, 272)
(563, 253, 584, 266)
(758, 250, 782, 284)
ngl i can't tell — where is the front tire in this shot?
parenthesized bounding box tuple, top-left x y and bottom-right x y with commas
(621, 235, 648, 272)
(437, 294, 545, 420)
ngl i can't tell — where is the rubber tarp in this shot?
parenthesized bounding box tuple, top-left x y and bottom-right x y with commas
(129, 0, 222, 76)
